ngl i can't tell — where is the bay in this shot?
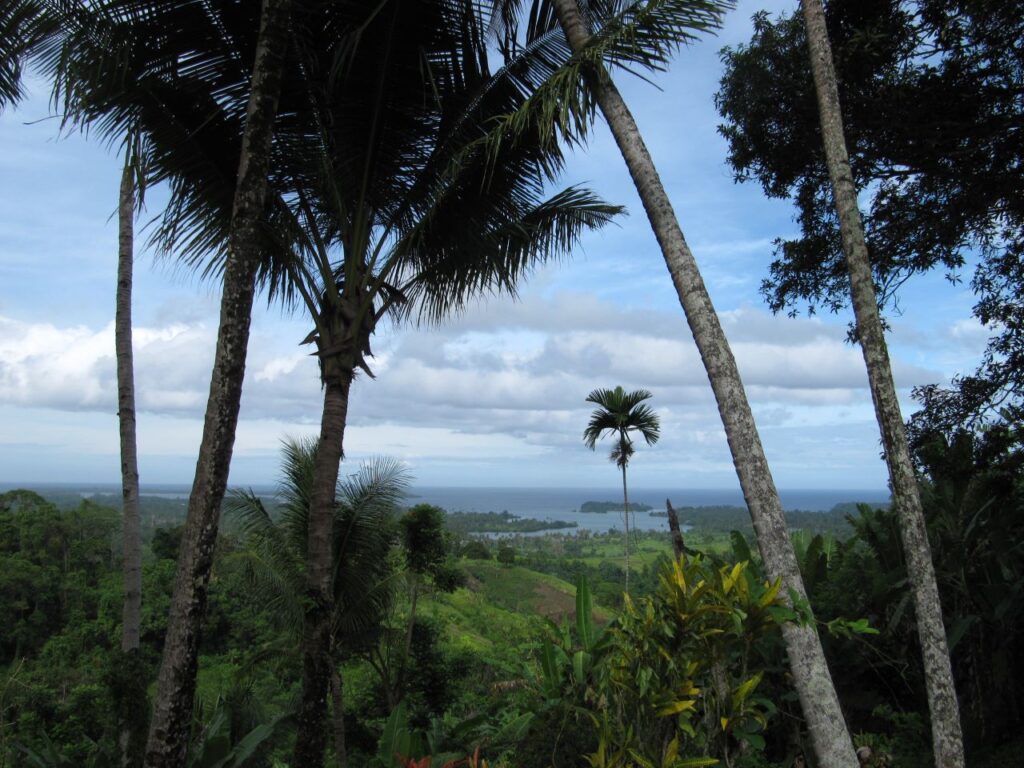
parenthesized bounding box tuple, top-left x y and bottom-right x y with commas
(10, 483, 891, 535)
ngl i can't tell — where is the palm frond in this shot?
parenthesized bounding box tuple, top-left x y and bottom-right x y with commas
(402, 185, 622, 323)
(582, 385, 661, 464)
(462, 0, 733, 168)
(0, 0, 50, 111)
(229, 443, 410, 650)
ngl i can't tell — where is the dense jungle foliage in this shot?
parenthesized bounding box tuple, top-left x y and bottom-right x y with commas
(1, 423, 1020, 768)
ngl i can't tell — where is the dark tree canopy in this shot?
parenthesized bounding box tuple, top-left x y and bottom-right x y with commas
(400, 504, 449, 577)
(716, 0, 1023, 431)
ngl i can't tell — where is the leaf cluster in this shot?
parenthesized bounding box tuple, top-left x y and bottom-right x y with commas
(716, 0, 1024, 426)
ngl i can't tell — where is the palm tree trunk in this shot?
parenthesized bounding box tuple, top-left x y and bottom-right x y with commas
(799, 3, 964, 765)
(621, 462, 630, 594)
(117, 161, 144, 768)
(330, 663, 348, 768)
(293, 353, 355, 767)
(396, 578, 419, 703)
(143, 1, 291, 765)
(551, 1, 857, 765)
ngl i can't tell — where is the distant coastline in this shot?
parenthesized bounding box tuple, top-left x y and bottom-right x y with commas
(5, 483, 891, 538)
(2, 482, 891, 513)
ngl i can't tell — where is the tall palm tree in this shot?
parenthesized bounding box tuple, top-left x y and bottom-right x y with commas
(480, 1, 859, 764)
(4, 8, 159, 764)
(142, 2, 293, 763)
(228, 441, 409, 768)
(116, 145, 144, 768)
(798, 1, 964, 765)
(28, 1, 295, 763)
(583, 386, 660, 593)
(268, 5, 620, 756)
(49, 3, 616, 762)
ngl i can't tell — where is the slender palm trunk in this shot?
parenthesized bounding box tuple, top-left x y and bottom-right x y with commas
(551, 1, 857, 764)
(330, 664, 347, 768)
(621, 462, 630, 594)
(143, 1, 291, 765)
(799, 3, 964, 765)
(396, 578, 419, 702)
(117, 162, 144, 768)
(293, 353, 355, 767)
(118, 164, 142, 656)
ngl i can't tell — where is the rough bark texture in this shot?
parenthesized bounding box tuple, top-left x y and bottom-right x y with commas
(118, 163, 142, 657)
(621, 462, 630, 594)
(799, 2, 965, 765)
(330, 663, 348, 768)
(117, 162, 144, 768)
(143, 1, 291, 765)
(665, 499, 685, 561)
(551, 1, 857, 765)
(292, 350, 355, 768)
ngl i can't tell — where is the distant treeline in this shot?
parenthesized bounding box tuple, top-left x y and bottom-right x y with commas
(654, 501, 890, 537)
(32, 490, 882, 538)
(580, 500, 654, 513)
(444, 510, 576, 533)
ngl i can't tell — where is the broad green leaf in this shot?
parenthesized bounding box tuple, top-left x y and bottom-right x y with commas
(576, 575, 594, 650)
(672, 758, 719, 768)
(662, 735, 679, 768)
(656, 699, 696, 717)
(573, 650, 591, 683)
(758, 578, 782, 607)
(731, 672, 763, 708)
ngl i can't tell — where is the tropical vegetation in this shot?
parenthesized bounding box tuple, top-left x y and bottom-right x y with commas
(0, 0, 1021, 766)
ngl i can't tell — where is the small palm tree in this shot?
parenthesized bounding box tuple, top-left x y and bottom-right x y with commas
(583, 386, 660, 593)
(227, 439, 410, 768)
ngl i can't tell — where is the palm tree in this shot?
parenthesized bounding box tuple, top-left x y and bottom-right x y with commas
(798, 1, 964, 765)
(28, 1, 295, 763)
(228, 441, 408, 768)
(271, 9, 620, 755)
(4, 8, 156, 764)
(140, 2, 293, 763)
(43, 3, 614, 761)
(480, 1, 859, 764)
(583, 386, 660, 593)
(26, 4, 608, 764)
(116, 146, 144, 768)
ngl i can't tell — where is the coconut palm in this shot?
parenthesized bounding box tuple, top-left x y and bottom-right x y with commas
(474, 1, 859, 763)
(1, 6, 146, 762)
(583, 386, 660, 593)
(39, 4, 618, 763)
(798, 1, 964, 764)
(270, 10, 620, 754)
(26, 2, 295, 764)
(116, 146, 144, 768)
(227, 441, 408, 768)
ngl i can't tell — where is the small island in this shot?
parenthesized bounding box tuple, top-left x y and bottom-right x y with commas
(580, 500, 654, 514)
(445, 510, 577, 533)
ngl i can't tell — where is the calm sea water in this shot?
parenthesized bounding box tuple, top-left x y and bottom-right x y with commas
(15, 483, 891, 535)
(406, 487, 891, 534)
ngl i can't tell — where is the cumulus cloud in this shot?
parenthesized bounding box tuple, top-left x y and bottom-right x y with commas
(0, 296, 940, 437)
(0, 290, 945, 489)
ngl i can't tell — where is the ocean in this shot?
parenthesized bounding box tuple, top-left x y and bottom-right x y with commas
(10, 483, 891, 535)
(407, 486, 891, 534)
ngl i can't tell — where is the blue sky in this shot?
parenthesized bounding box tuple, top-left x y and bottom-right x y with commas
(0, 1, 988, 490)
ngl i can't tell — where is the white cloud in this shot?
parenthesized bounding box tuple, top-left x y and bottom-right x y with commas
(0, 297, 941, 435)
